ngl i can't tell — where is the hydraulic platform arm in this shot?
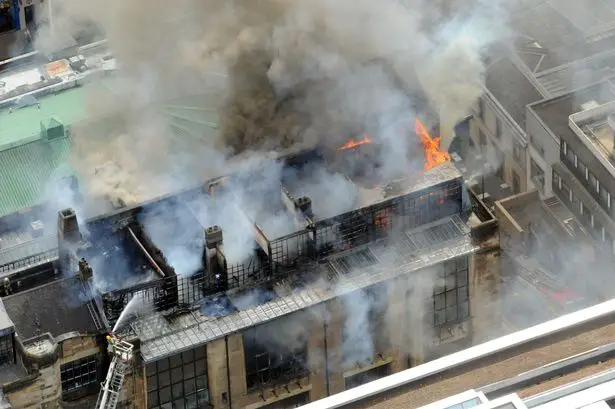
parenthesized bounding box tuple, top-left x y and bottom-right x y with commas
(95, 335, 134, 409)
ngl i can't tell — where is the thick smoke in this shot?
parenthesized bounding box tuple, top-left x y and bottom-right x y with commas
(35, 0, 512, 365)
(32, 0, 511, 209)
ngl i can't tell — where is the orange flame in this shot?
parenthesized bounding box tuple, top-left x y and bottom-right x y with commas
(337, 135, 372, 151)
(415, 118, 451, 171)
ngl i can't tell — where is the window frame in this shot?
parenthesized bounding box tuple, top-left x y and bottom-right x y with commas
(60, 356, 99, 395)
(433, 257, 470, 331)
(146, 346, 209, 409)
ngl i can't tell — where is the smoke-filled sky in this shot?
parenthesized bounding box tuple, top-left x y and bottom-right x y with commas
(34, 0, 510, 209)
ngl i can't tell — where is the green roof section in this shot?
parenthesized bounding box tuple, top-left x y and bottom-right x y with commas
(0, 87, 222, 218)
(0, 86, 87, 151)
(0, 135, 73, 217)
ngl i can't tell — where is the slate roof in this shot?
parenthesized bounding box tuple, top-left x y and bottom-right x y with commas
(2, 276, 105, 340)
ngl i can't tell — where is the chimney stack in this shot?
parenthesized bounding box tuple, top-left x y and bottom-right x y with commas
(57, 208, 81, 273)
(78, 258, 93, 281)
(204, 226, 227, 291)
(58, 208, 80, 242)
(294, 196, 313, 218)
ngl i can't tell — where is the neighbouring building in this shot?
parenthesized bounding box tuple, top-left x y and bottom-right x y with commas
(465, 0, 615, 200)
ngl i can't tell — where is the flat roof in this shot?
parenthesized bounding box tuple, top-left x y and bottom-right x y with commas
(0, 86, 86, 150)
(530, 81, 615, 144)
(510, 0, 615, 73)
(485, 57, 543, 129)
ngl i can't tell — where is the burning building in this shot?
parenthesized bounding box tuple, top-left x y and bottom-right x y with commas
(0, 124, 500, 409)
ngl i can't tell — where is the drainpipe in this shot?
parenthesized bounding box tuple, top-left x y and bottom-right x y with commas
(323, 322, 331, 396)
(225, 336, 233, 409)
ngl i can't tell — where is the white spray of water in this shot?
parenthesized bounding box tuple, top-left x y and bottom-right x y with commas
(112, 296, 147, 333)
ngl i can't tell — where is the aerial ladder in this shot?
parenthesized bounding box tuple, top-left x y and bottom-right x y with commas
(95, 335, 134, 409)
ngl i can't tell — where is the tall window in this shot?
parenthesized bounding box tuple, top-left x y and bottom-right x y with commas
(146, 346, 209, 409)
(244, 318, 308, 391)
(513, 140, 523, 162)
(433, 257, 470, 328)
(341, 284, 389, 368)
(495, 117, 502, 139)
(0, 335, 13, 365)
(589, 172, 598, 194)
(61, 356, 99, 395)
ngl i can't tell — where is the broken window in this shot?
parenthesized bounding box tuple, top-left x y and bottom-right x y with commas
(433, 257, 469, 329)
(341, 283, 390, 368)
(243, 316, 308, 390)
(344, 363, 391, 390)
(146, 346, 209, 409)
(61, 356, 99, 396)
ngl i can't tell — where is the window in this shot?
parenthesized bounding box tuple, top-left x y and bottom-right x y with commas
(146, 346, 209, 409)
(479, 129, 486, 146)
(512, 169, 521, 194)
(594, 220, 602, 236)
(61, 356, 99, 394)
(600, 187, 610, 209)
(433, 257, 470, 329)
(565, 145, 575, 165)
(513, 140, 523, 162)
(344, 364, 391, 390)
(589, 172, 598, 193)
(579, 161, 588, 180)
(553, 169, 562, 189)
(342, 284, 389, 368)
(562, 140, 568, 155)
(495, 117, 501, 139)
(561, 181, 571, 203)
(0, 335, 13, 365)
(244, 317, 308, 390)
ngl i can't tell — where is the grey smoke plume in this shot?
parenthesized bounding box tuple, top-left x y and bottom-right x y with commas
(33, 0, 512, 209)
(37, 0, 513, 367)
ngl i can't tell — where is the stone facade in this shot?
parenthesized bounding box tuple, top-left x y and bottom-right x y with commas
(2, 333, 103, 409)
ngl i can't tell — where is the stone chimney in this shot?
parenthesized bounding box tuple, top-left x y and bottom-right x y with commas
(57, 208, 81, 273)
(204, 226, 227, 290)
(78, 258, 93, 281)
(57, 208, 80, 243)
(294, 196, 313, 217)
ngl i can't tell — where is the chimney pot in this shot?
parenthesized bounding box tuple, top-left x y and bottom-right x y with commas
(205, 225, 223, 249)
(294, 196, 312, 215)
